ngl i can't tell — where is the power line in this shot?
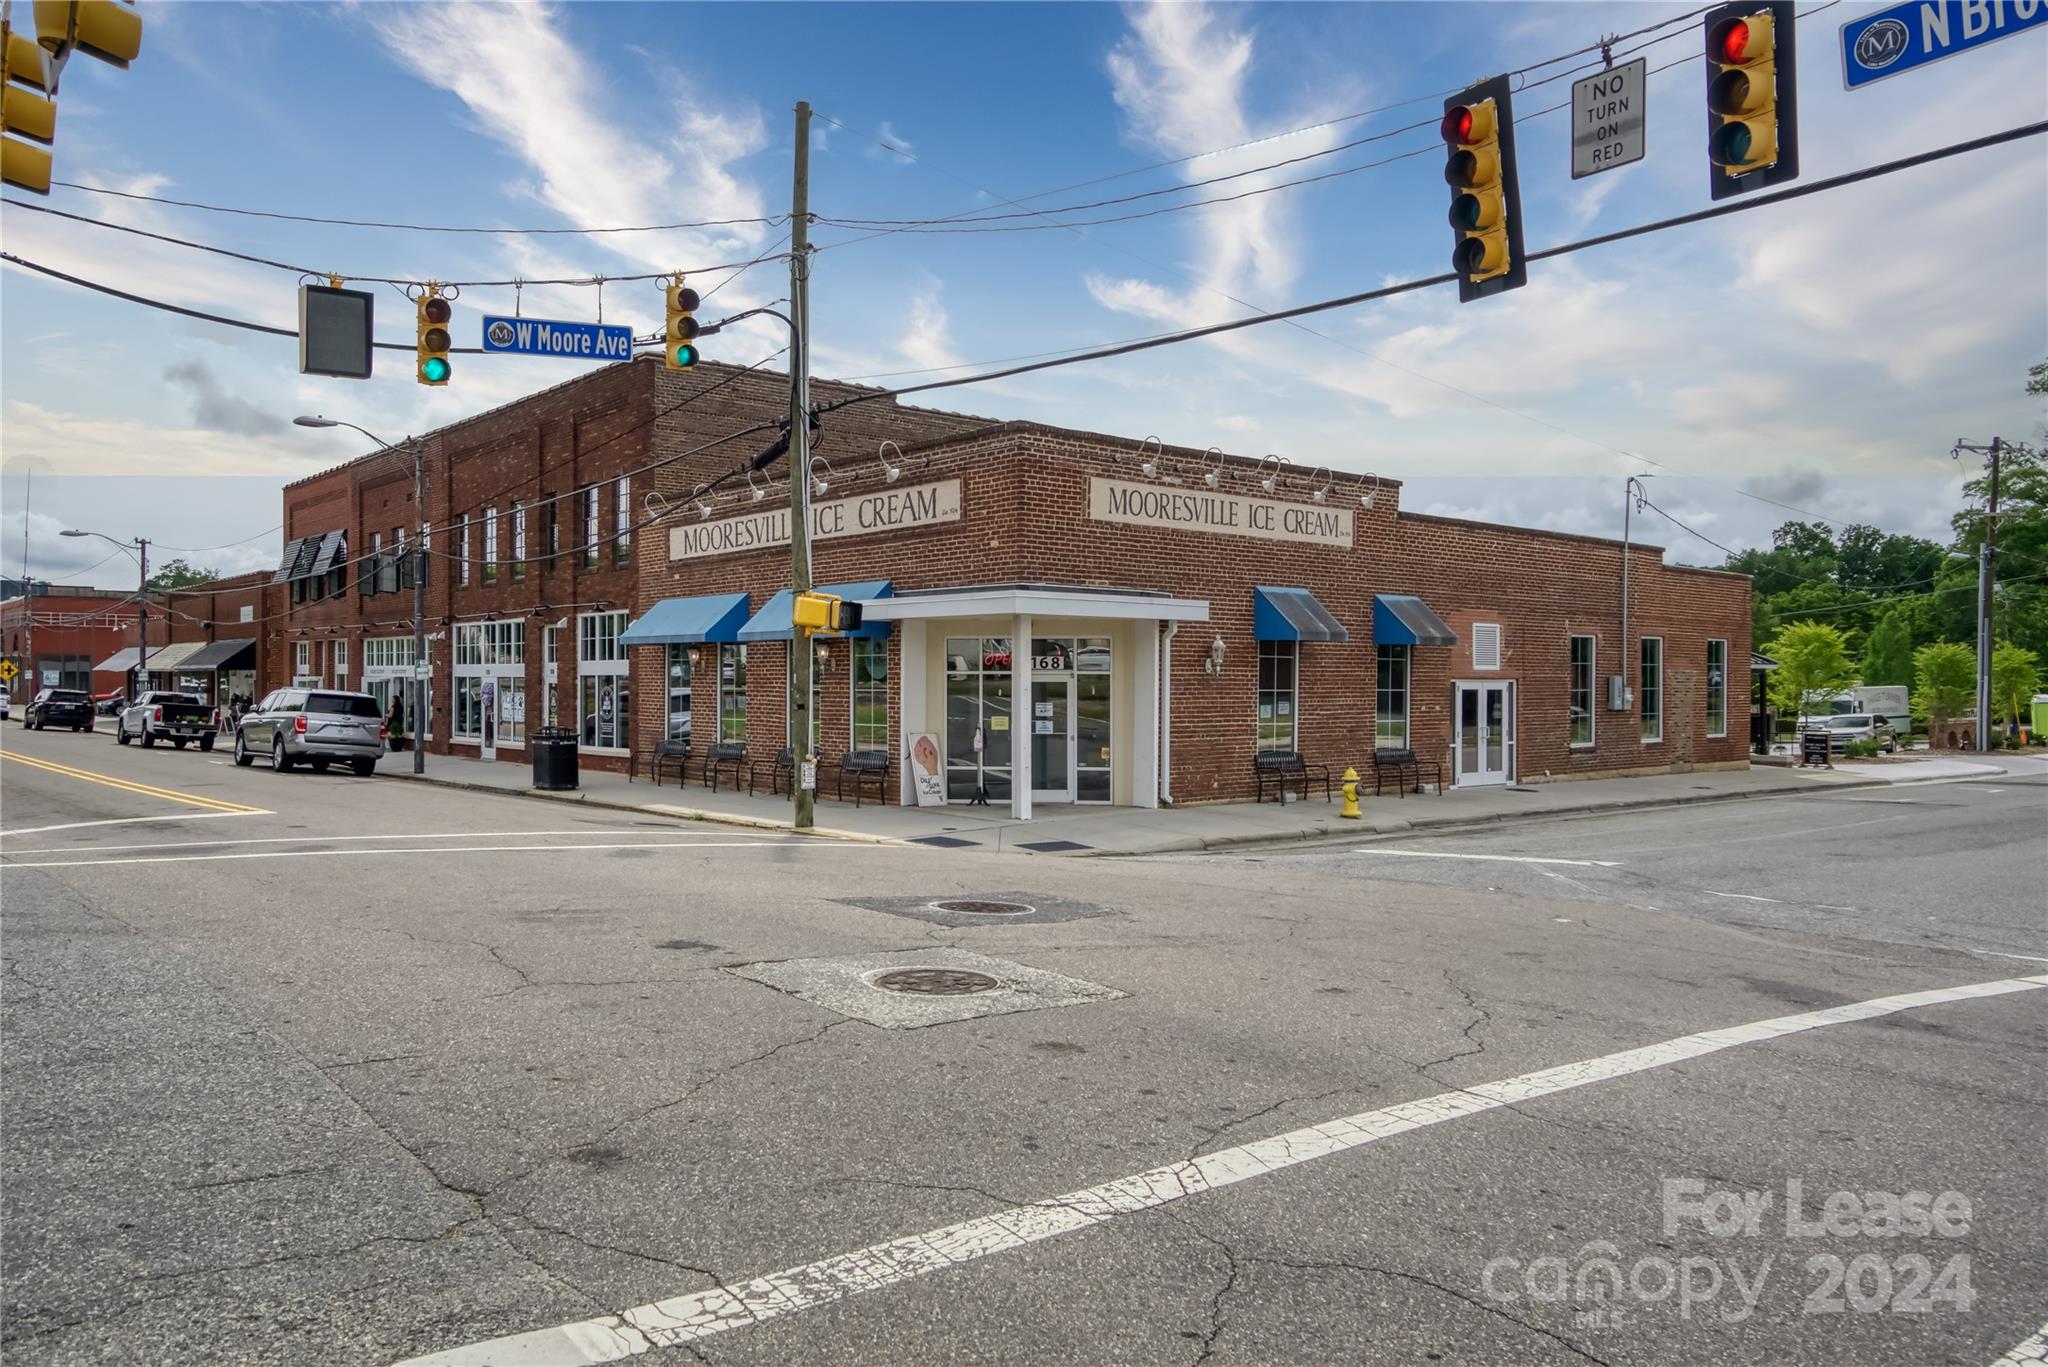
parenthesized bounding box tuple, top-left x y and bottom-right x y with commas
(0, 199, 791, 287)
(150, 525, 285, 554)
(817, 121, 2048, 416)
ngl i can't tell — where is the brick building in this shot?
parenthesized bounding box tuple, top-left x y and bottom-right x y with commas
(236, 355, 1751, 810)
(3, 585, 141, 702)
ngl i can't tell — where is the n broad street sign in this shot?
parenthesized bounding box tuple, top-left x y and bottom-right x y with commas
(1841, 0, 2048, 89)
(1571, 59, 1648, 178)
(481, 315, 635, 361)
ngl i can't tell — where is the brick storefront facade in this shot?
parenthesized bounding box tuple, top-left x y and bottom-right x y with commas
(235, 356, 1750, 807)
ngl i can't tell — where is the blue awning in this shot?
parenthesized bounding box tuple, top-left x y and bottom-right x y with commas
(1372, 594, 1457, 647)
(1253, 586, 1348, 643)
(738, 581, 894, 641)
(620, 592, 751, 646)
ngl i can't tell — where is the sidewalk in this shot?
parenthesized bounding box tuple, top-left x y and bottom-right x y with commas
(377, 747, 2013, 856)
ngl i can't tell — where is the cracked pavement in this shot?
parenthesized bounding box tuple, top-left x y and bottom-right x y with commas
(1, 729, 2043, 1365)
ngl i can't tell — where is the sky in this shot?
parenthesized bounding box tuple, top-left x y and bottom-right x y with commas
(3, 0, 2044, 589)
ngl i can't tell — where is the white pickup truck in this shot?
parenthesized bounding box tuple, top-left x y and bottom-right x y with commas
(117, 691, 221, 751)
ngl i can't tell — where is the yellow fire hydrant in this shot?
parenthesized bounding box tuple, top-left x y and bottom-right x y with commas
(1340, 766, 1362, 820)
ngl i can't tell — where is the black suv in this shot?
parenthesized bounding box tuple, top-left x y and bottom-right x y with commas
(23, 688, 95, 732)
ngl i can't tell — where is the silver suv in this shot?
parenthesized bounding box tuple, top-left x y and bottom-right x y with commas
(233, 688, 384, 775)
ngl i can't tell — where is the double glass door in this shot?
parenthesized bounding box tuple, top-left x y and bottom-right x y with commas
(1455, 682, 1515, 786)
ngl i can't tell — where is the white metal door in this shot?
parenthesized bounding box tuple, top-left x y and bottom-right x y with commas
(1454, 682, 1515, 786)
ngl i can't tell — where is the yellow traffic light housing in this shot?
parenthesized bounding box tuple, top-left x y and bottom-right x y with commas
(1, 24, 55, 194)
(1705, 1, 1799, 199)
(792, 591, 863, 636)
(664, 277, 701, 370)
(33, 0, 142, 68)
(1440, 76, 1526, 302)
(416, 288, 452, 386)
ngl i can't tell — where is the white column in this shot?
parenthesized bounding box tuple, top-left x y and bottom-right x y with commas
(1159, 622, 1177, 804)
(1131, 620, 1159, 808)
(898, 620, 926, 804)
(1011, 613, 1031, 820)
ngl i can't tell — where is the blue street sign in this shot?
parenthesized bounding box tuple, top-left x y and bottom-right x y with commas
(480, 315, 636, 361)
(1841, 0, 2048, 89)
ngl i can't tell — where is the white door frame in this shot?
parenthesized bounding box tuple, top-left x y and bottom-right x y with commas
(1453, 679, 1516, 787)
(1030, 674, 1076, 804)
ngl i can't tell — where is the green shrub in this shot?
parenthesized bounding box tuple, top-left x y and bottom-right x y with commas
(1842, 738, 1882, 758)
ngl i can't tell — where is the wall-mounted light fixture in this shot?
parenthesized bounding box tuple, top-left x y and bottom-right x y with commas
(1257, 454, 1289, 494)
(1202, 447, 1226, 488)
(1203, 635, 1226, 675)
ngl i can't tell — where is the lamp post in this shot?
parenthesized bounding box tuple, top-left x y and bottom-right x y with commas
(60, 528, 148, 696)
(295, 416, 426, 775)
(1618, 475, 1653, 712)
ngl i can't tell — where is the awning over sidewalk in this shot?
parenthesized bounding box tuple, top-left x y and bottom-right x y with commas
(1253, 586, 1348, 643)
(94, 646, 141, 673)
(738, 581, 894, 641)
(1751, 651, 1778, 671)
(178, 638, 256, 672)
(140, 641, 206, 673)
(619, 592, 751, 646)
(1372, 594, 1457, 648)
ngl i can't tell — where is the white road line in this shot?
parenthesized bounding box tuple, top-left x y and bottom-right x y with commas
(0, 810, 273, 838)
(1988, 1319, 2048, 1367)
(0, 828, 784, 856)
(1703, 890, 1782, 904)
(393, 973, 2048, 1367)
(1979, 951, 2048, 965)
(1355, 848, 1621, 868)
(0, 840, 864, 870)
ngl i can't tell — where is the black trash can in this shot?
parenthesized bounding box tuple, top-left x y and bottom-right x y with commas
(532, 727, 579, 791)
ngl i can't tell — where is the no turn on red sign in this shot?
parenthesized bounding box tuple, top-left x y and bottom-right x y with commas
(1571, 58, 1648, 179)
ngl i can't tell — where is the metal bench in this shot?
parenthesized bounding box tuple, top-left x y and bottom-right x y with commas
(753, 747, 796, 797)
(1253, 749, 1331, 804)
(833, 749, 891, 807)
(701, 740, 749, 793)
(640, 737, 690, 787)
(1368, 747, 1441, 797)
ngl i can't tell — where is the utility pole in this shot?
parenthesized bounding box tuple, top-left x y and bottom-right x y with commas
(411, 440, 428, 775)
(1955, 438, 2002, 752)
(788, 99, 815, 831)
(135, 537, 150, 694)
(1619, 475, 1651, 708)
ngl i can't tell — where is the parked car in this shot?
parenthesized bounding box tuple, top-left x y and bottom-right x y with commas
(95, 691, 128, 716)
(1805, 712, 1899, 753)
(116, 690, 220, 751)
(1, 694, 11, 721)
(233, 688, 384, 776)
(23, 687, 94, 731)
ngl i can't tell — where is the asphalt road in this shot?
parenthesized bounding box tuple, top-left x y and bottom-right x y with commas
(2, 726, 2042, 1367)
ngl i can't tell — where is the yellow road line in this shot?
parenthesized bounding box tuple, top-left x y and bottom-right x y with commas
(0, 751, 266, 814)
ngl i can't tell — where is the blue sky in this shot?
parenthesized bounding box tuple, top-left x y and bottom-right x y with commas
(3, 0, 2044, 585)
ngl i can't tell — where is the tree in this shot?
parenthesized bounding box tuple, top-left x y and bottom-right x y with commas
(1861, 606, 1914, 686)
(144, 559, 219, 593)
(1763, 622, 1857, 721)
(1990, 643, 2041, 728)
(1911, 642, 1975, 742)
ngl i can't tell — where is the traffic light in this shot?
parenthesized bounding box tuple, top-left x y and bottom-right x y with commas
(1705, 1, 1799, 200)
(33, 0, 142, 68)
(1, 23, 55, 194)
(792, 592, 862, 635)
(416, 289, 452, 386)
(664, 278, 701, 370)
(1441, 75, 1526, 303)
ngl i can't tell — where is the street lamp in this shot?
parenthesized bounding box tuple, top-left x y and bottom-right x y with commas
(61, 528, 149, 696)
(294, 414, 427, 775)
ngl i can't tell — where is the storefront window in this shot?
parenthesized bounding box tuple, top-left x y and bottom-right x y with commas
(667, 644, 693, 741)
(1706, 639, 1728, 737)
(1258, 640, 1297, 752)
(852, 638, 888, 754)
(719, 643, 748, 743)
(1375, 644, 1409, 750)
(578, 612, 629, 750)
(1641, 637, 1664, 742)
(944, 637, 1013, 801)
(1570, 636, 1595, 747)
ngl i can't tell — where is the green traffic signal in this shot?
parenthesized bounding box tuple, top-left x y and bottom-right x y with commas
(420, 356, 451, 383)
(671, 343, 698, 369)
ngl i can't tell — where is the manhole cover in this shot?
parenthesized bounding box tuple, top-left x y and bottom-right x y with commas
(928, 899, 1034, 916)
(871, 968, 1002, 996)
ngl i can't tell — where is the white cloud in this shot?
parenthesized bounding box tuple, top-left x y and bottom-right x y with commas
(1, 399, 321, 477)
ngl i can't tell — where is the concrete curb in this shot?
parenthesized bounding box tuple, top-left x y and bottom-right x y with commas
(376, 769, 909, 846)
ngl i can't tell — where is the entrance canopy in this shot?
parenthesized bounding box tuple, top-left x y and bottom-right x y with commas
(94, 646, 141, 673)
(179, 638, 256, 672)
(861, 583, 1209, 624)
(1372, 594, 1457, 647)
(619, 592, 751, 646)
(738, 581, 894, 641)
(1254, 586, 1348, 643)
(140, 641, 206, 673)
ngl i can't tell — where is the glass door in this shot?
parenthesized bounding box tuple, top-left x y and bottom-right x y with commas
(1031, 678, 1073, 802)
(1454, 682, 1514, 786)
